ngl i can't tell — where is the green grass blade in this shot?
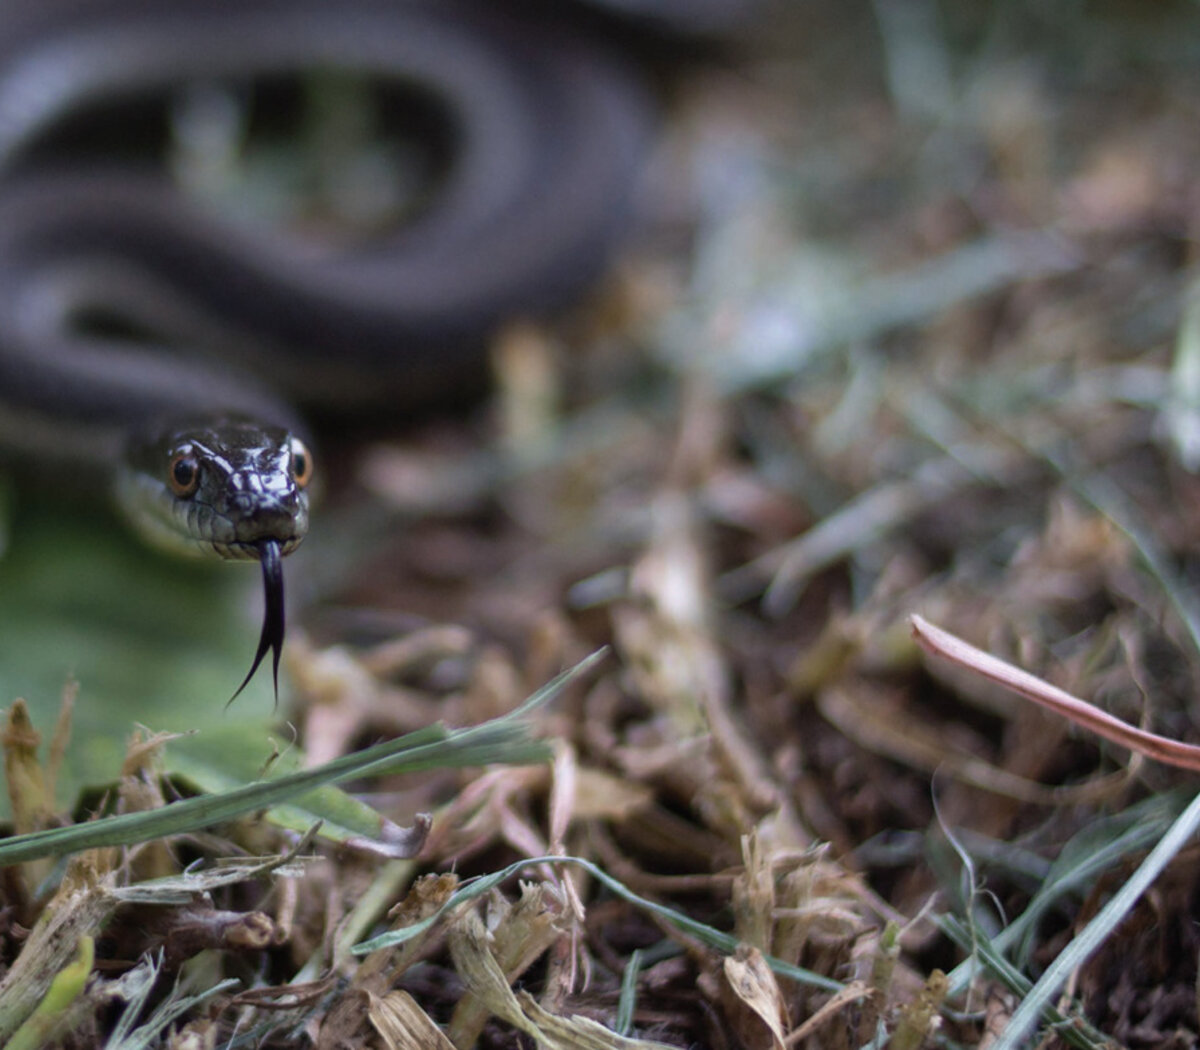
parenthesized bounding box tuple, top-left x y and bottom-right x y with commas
(352, 852, 843, 993)
(990, 787, 1200, 1050)
(0, 651, 603, 865)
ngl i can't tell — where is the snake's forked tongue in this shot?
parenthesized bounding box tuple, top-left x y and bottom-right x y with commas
(229, 539, 285, 706)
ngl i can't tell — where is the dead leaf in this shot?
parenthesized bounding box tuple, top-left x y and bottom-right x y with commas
(720, 945, 788, 1050)
(369, 990, 456, 1050)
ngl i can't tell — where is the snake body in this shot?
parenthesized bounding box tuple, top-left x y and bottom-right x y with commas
(0, 0, 658, 464)
(0, 0, 717, 694)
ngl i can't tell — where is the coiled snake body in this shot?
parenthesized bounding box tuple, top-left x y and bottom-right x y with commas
(0, 0, 714, 694)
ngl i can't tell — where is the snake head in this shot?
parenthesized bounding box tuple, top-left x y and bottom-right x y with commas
(117, 416, 314, 704)
(118, 418, 313, 561)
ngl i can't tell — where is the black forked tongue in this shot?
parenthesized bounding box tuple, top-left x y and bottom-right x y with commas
(228, 539, 285, 707)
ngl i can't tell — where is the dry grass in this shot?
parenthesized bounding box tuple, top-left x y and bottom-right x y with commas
(8, 1, 1200, 1046)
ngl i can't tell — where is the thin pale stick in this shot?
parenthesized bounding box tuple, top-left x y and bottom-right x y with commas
(911, 614, 1200, 773)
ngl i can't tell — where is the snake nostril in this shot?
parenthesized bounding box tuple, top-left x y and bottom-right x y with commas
(228, 491, 304, 540)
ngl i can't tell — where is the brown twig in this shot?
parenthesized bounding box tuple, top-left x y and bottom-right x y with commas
(910, 614, 1200, 773)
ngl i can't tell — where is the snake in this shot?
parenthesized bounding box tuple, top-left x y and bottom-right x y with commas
(0, 0, 698, 699)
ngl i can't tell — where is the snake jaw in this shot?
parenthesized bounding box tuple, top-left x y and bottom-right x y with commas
(228, 538, 285, 706)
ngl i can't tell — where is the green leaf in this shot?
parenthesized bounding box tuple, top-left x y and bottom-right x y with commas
(0, 497, 278, 814)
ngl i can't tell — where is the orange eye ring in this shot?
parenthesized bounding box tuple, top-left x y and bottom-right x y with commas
(168, 450, 201, 498)
(290, 437, 313, 489)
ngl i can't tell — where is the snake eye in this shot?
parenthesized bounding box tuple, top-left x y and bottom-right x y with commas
(168, 450, 200, 498)
(289, 437, 313, 489)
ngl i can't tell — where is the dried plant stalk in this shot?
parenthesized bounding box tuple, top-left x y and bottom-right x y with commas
(911, 615, 1200, 772)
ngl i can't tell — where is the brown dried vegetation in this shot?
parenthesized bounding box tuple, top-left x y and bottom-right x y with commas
(8, 1, 1200, 1047)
